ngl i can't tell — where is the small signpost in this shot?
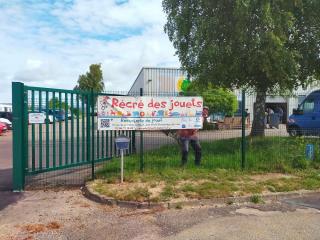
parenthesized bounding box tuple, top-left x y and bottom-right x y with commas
(306, 144, 314, 160)
(115, 135, 130, 183)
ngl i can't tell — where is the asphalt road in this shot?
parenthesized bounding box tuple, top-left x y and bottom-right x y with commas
(0, 190, 319, 240)
(0, 132, 12, 191)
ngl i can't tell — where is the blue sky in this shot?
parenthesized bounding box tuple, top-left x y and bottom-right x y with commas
(0, 0, 179, 102)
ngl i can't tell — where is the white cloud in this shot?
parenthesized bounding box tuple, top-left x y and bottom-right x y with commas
(0, 0, 179, 102)
(52, 0, 165, 33)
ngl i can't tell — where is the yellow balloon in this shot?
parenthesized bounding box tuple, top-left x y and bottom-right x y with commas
(177, 76, 184, 91)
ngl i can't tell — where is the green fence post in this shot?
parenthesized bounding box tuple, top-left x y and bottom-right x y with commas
(139, 88, 144, 172)
(241, 89, 246, 170)
(91, 89, 95, 180)
(12, 82, 26, 191)
(132, 131, 136, 153)
(86, 93, 91, 164)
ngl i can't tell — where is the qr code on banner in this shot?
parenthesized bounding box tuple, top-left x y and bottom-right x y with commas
(100, 119, 110, 128)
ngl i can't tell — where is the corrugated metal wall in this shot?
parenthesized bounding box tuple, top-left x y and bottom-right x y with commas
(129, 67, 187, 95)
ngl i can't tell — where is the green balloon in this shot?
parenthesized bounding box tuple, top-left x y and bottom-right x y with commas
(181, 79, 191, 92)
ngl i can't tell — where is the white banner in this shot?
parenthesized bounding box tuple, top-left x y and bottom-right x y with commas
(97, 96, 203, 130)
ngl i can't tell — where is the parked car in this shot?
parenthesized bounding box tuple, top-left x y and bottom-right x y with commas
(0, 112, 13, 122)
(287, 90, 320, 136)
(0, 122, 7, 135)
(0, 118, 12, 130)
(46, 110, 65, 123)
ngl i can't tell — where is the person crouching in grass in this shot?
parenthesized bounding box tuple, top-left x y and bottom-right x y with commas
(177, 107, 209, 166)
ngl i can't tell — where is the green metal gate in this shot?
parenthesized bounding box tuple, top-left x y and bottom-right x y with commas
(12, 82, 135, 191)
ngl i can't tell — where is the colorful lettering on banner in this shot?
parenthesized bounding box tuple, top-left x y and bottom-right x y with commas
(97, 96, 203, 131)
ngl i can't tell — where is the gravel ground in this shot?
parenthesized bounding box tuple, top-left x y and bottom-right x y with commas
(1, 190, 320, 240)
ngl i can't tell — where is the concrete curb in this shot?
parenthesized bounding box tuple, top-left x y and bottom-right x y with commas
(81, 185, 164, 209)
(81, 183, 320, 210)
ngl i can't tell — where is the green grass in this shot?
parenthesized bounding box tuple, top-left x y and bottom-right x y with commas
(250, 194, 264, 204)
(98, 136, 320, 177)
(92, 136, 320, 202)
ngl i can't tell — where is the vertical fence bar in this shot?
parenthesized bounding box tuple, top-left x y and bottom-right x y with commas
(110, 130, 113, 156)
(101, 130, 104, 158)
(65, 93, 69, 165)
(241, 89, 246, 170)
(82, 95, 85, 162)
(91, 90, 95, 179)
(86, 94, 91, 163)
(139, 88, 144, 172)
(59, 92, 62, 166)
(97, 130, 100, 159)
(45, 91, 49, 169)
(24, 90, 29, 173)
(132, 130, 136, 153)
(113, 131, 117, 156)
(106, 130, 109, 157)
(52, 92, 56, 167)
(38, 90, 43, 170)
(31, 90, 35, 172)
(12, 82, 26, 191)
(71, 93, 74, 164)
(76, 94, 80, 163)
(128, 130, 132, 154)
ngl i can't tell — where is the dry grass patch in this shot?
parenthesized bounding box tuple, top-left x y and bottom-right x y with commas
(250, 173, 294, 181)
(20, 222, 61, 235)
(91, 169, 320, 203)
(21, 224, 46, 234)
(46, 222, 61, 230)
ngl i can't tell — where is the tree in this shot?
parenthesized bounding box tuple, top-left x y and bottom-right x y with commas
(163, 0, 320, 136)
(49, 97, 66, 110)
(75, 63, 105, 92)
(187, 82, 238, 116)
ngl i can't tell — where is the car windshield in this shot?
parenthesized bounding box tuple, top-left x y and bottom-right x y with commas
(298, 98, 315, 113)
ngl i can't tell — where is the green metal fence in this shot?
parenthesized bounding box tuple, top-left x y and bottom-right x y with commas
(13, 81, 319, 190)
(12, 82, 136, 191)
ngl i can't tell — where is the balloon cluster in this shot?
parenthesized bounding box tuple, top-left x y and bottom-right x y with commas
(177, 76, 191, 93)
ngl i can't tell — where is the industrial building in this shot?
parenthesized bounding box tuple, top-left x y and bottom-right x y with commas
(129, 67, 320, 123)
(129, 67, 187, 95)
(0, 103, 12, 112)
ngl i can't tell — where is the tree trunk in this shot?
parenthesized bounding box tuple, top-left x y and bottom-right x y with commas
(250, 91, 267, 137)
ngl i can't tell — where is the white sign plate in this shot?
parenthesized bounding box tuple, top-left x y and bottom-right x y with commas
(29, 112, 46, 124)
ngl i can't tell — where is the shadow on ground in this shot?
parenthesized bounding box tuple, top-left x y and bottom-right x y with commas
(0, 192, 24, 211)
(0, 168, 24, 211)
(0, 168, 12, 191)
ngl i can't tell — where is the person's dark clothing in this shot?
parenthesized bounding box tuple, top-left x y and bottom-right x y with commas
(177, 129, 202, 165)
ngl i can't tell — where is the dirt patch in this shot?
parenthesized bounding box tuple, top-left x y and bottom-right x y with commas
(89, 170, 320, 204)
(19, 221, 61, 235)
(148, 181, 166, 197)
(250, 173, 295, 182)
(46, 221, 61, 230)
(90, 180, 165, 201)
(21, 224, 46, 234)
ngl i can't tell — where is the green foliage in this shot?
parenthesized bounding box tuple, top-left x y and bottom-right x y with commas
(250, 194, 263, 204)
(163, 0, 320, 136)
(96, 136, 320, 178)
(160, 185, 176, 201)
(124, 187, 151, 202)
(163, 0, 320, 92)
(187, 82, 238, 116)
(75, 63, 105, 92)
(292, 156, 308, 169)
(49, 97, 66, 110)
(94, 136, 320, 201)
